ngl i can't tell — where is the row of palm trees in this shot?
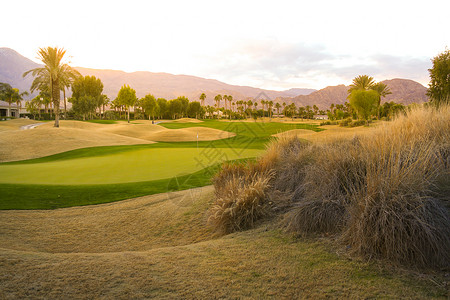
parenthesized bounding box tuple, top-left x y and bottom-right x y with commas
(198, 92, 327, 121)
(204, 93, 287, 119)
(20, 47, 393, 126)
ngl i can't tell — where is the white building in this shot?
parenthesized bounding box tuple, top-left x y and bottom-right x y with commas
(0, 100, 23, 118)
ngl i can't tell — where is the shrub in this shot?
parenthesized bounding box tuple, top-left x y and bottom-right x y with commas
(281, 106, 450, 267)
(208, 162, 274, 234)
(320, 120, 338, 126)
(339, 117, 352, 127)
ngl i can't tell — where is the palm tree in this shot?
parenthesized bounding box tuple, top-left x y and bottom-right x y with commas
(348, 75, 376, 93)
(199, 93, 206, 106)
(247, 100, 253, 117)
(275, 102, 281, 117)
(15, 90, 29, 117)
(227, 95, 233, 112)
(214, 94, 222, 109)
(23, 47, 80, 127)
(260, 100, 266, 117)
(371, 82, 392, 118)
(268, 101, 273, 120)
(223, 95, 228, 111)
(1, 87, 15, 117)
(59, 71, 78, 119)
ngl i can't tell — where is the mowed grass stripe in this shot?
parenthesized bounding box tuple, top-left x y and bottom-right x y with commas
(0, 148, 261, 185)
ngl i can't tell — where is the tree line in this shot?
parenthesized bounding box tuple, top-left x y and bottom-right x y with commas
(1, 47, 448, 126)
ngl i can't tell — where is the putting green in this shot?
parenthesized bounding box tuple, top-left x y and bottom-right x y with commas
(0, 148, 261, 185)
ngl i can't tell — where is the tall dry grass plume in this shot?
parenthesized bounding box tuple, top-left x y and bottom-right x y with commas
(210, 105, 449, 268)
(282, 106, 450, 268)
(208, 162, 275, 234)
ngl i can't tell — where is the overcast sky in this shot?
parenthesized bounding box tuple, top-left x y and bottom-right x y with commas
(1, 0, 448, 90)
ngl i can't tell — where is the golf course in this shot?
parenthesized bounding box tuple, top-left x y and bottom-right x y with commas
(0, 118, 323, 209)
(0, 117, 448, 298)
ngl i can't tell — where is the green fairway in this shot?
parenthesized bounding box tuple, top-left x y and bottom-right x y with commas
(0, 120, 321, 209)
(0, 147, 261, 185)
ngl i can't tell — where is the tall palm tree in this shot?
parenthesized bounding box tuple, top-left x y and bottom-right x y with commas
(15, 90, 29, 117)
(268, 101, 273, 120)
(59, 71, 79, 119)
(199, 93, 206, 107)
(23, 47, 80, 127)
(227, 95, 233, 111)
(348, 75, 376, 94)
(371, 82, 392, 118)
(275, 102, 281, 117)
(223, 95, 228, 111)
(261, 100, 266, 117)
(214, 94, 222, 108)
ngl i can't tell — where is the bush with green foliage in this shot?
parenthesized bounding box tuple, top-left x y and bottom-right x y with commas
(427, 48, 450, 106)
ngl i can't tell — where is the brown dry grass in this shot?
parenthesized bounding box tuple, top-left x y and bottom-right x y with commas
(0, 186, 214, 254)
(0, 187, 446, 299)
(0, 118, 40, 132)
(208, 163, 274, 234)
(275, 106, 450, 268)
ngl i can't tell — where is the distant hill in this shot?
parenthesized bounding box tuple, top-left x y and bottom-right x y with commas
(276, 79, 428, 109)
(1, 47, 428, 108)
(0, 47, 314, 103)
(0, 48, 41, 97)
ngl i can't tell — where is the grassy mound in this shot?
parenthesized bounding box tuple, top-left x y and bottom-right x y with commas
(210, 106, 450, 268)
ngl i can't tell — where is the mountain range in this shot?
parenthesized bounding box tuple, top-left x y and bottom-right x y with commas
(0, 47, 429, 109)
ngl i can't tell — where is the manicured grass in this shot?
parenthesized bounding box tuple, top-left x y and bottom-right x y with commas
(85, 119, 118, 124)
(0, 147, 261, 185)
(161, 119, 323, 148)
(0, 120, 319, 209)
(0, 164, 221, 210)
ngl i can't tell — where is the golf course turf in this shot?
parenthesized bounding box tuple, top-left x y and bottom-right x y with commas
(0, 119, 322, 209)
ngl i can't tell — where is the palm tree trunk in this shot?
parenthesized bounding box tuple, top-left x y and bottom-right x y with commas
(53, 78, 60, 127)
(63, 89, 67, 120)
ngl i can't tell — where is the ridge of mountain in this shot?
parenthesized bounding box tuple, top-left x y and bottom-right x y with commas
(1, 47, 428, 108)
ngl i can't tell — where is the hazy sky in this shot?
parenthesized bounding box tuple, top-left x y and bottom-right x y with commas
(1, 0, 448, 90)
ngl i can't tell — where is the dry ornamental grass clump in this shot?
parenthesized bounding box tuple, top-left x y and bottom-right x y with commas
(210, 105, 450, 268)
(208, 162, 275, 234)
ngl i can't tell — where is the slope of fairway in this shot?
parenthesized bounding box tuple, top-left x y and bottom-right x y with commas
(0, 119, 238, 162)
(0, 123, 153, 162)
(0, 118, 40, 131)
(0, 147, 261, 185)
(0, 187, 445, 299)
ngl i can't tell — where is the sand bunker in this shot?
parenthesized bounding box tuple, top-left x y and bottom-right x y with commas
(145, 127, 234, 142)
(169, 118, 203, 123)
(273, 125, 378, 143)
(0, 125, 154, 162)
